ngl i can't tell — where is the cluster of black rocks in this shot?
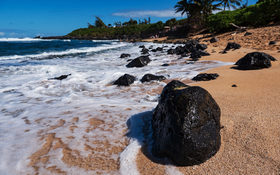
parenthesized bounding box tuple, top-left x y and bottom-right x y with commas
(167, 40, 210, 61)
(113, 73, 166, 86)
(116, 41, 279, 167)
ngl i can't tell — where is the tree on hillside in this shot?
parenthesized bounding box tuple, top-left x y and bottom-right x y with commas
(220, 0, 242, 10)
(95, 17, 107, 28)
(175, 0, 222, 21)
(122, 18, 138, 26)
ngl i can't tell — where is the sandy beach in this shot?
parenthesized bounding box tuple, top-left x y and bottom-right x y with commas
(136, 26, 280, 174)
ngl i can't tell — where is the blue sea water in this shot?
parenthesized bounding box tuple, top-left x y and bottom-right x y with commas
(0, 38, 231, 174)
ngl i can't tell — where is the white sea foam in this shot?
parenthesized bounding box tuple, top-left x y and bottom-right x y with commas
(0, 41, 233, 174)
(0, 37, 53, 42)
(0, 42, 128, 60)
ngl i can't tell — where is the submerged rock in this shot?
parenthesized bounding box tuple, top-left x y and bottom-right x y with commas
(120, 53, 131, 58)
(141, 48, 149, 55)
(126, 56, 151, 68)
(235, 52, 277, 70)
(192, 73, 219, 81)
(161, 63, 170, 67)
(152, 80, 221, 166)
(140, 74, 166, 83)
(49, 74, 71, 80)
(113, 74, 135, 86)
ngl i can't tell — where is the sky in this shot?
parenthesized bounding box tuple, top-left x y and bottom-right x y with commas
(0, 0, 258, 38)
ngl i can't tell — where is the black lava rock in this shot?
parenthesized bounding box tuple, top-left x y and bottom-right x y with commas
(235, 52, 277, 70)
(140, 74, 166, 83)
(190, 50, 210, 61)
(269, 41, 276, 45)
(244, 32, 252, 36)
(120, 53, 131, 58)
(167, 49, 175, 55)
(141, 48, 149, 55)
(192, 73, 219, 81)
(139, 45, 145, 48)
(49, 74, 71, 81)
(152, 80, 221, 166)
(161, 63, 170, 67)
(113, 74, 136, 86)
(126, 56, 151, 68)
(196, 43, 207, 50)
(224, 42, 241, 51)
(210, 37, 219, 43)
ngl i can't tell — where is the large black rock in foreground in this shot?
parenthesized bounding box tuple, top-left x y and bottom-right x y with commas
(126, 56, 151, 68)
(113, 74, 135, 86)
(152, 80, 221, 166)
(235, 52, 277, 70)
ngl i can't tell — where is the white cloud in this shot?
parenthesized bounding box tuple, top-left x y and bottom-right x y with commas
(0, 32, 5, 36)
(112, 9, 184, 18)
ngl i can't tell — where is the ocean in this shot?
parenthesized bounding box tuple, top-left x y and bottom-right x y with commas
(0, 38, 230, 174)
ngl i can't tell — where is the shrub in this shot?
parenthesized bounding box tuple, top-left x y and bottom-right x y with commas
(207, 0, 280, 33)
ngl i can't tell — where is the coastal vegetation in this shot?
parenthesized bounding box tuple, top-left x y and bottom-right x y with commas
(207, 0, 280, 33)
(65, 0, 280, 39)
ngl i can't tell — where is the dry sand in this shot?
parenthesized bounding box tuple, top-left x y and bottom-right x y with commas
(136, 26, 280, 174)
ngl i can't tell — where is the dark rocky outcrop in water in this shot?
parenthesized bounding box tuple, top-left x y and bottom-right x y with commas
(224, 42, 241, 52)
(140, 74, 166, 83)
(192, 73, 219, 81)
(151, 47, 163, 52)
(161, 63, 170, 67)
(141, 48, 149, 55)
(152, 80, 221, 166)
(113, 74, 136, 86)
(234, 52, 277, 70)
(120, 53, 131, 58)
(126, 56, 151, 68)
(49, 74, 71, 80)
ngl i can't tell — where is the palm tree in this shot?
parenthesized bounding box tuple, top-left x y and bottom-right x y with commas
(175, 0, 221, 20)
(220, 0, 242, 10)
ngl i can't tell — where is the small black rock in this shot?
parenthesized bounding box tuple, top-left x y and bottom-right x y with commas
(161, 63, 170, 67)
(269, 41, 276, 45)
(232, 84, 237, 87)
(113, 74, 136, 86)
(120, 53, 131, 58)
(224, 42, 241, 51)
(126, 56, 151, 68)
(49, 74, 71, 81)
(141, 48, 149, 54)
(210, 37, 219, 43)
(192, 73, 219, 81)
(140, 74, 166, 83)
(244, 32, 252, 36)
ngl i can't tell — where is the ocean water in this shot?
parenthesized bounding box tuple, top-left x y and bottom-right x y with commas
(0, 38, 231, 175)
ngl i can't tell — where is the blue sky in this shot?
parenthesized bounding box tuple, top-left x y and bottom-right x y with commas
(0, 0, 257, 38)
